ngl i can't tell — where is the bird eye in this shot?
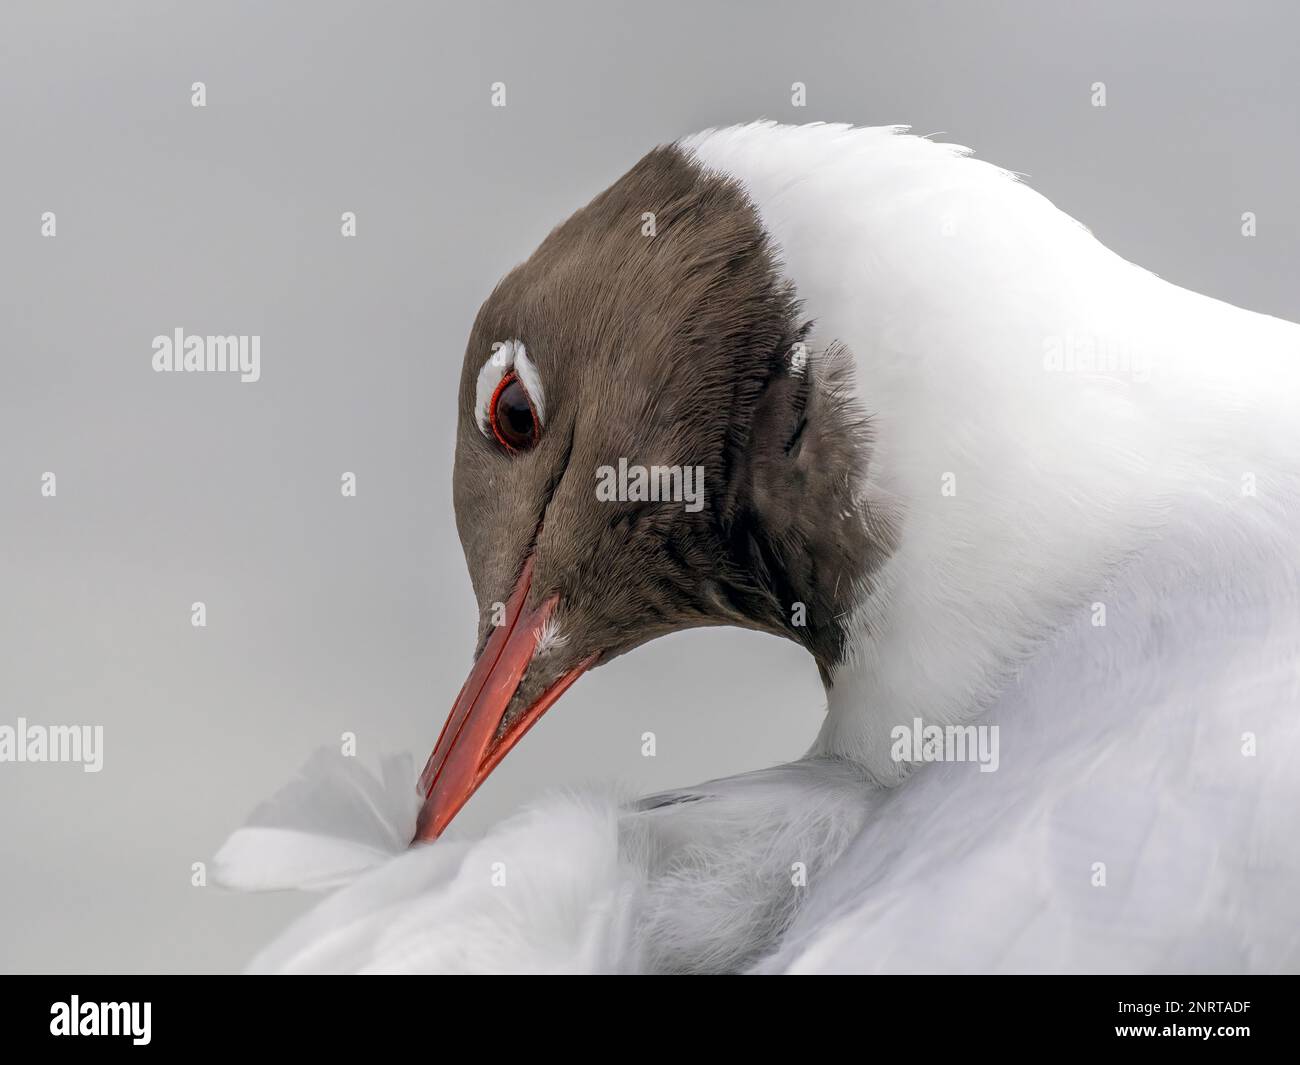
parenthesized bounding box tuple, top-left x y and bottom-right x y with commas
(489, 373, 540, 453)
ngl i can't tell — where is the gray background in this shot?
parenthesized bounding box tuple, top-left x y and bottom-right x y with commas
(1, 1, 1296, 973)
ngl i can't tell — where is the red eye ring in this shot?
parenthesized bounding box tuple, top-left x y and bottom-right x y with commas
(488, 372, 540, 453)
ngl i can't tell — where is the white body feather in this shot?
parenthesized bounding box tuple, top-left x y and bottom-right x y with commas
(218, 123, 1300, 973)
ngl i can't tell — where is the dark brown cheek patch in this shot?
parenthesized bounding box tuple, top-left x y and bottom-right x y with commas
(719, 340, 898, 676)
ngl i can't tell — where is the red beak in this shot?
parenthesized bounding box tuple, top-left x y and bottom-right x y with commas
(413, 556, 593, 842)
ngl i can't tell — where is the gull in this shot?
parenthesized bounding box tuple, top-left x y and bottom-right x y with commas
(217, 122, 1300, 974)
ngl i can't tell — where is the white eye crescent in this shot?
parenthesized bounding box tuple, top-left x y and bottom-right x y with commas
(475, 339, 545, 435)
